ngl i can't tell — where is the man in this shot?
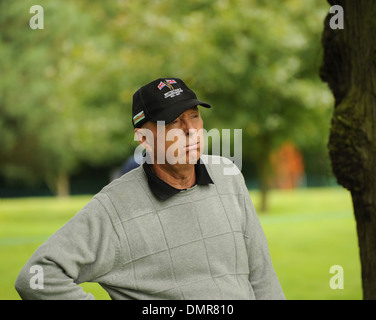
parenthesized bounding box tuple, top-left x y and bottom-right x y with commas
(15, 77, 285, 300)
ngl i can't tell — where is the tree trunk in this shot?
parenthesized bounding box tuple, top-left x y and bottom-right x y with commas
(353, 191, 376, 299)
(258, 157, 270, 213)
(320, 0, 376, 299)
(256, 136, 272, 213)
(56, 172, 70, 198)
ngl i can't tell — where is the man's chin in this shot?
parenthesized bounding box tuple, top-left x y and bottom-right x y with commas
(185, 149, 202, 165)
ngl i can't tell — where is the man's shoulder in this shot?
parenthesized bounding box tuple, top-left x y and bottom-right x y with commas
(200, 154, 247, 197)
(201, 154, 242, 178)
(99, 165, 147, 197)
(90, 165, 153, 219)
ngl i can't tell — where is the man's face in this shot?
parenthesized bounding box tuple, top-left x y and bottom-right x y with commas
(138, 106, 204, 165)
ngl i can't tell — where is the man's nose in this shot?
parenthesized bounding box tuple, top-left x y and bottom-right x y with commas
(182, 120, 196, 135)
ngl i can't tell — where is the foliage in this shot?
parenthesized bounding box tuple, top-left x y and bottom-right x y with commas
(0, 0, 133, 192)
(0, 0, 334, 195)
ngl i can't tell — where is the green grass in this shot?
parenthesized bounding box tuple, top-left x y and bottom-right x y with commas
(0, 187, 362, 300)
(251, 187, 361, 300)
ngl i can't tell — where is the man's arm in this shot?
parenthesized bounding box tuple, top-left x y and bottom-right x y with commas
(242, 184, 285, 300)
(15, 197, 119, 300)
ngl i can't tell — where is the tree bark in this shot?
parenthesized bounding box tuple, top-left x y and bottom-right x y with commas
(256, 135, 272, 213)
(320, 0, 376, 299)
(258, 156, 270, 213)
(56, 172, 70, 198)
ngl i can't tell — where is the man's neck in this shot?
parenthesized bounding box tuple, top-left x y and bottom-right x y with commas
(150, 163, 196, 190)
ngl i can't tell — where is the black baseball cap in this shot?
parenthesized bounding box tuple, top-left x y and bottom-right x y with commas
(132, 77, 211, 128)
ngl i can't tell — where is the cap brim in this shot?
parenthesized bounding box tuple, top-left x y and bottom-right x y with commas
(150, 99, 211, 125)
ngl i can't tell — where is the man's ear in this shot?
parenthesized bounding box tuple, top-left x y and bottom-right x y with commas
(134, 128, 145, 146)
(134, 127, 154, 154)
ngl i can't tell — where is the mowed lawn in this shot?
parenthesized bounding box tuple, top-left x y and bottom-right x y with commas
(0, 187, 361, 300)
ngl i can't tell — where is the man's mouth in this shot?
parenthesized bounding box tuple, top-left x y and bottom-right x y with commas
(184, 142, 200, 151)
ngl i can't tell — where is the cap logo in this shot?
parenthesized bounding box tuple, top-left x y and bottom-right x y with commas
(133, 110, 145, 125)
(157, 79, 177, 91)
(157, 79, 183, 99)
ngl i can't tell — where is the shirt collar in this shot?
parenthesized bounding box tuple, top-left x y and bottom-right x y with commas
(142, 158, 214, 201)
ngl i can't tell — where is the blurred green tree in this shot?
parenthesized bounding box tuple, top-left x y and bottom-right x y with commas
(0, 0, 133, 196)
(1, 0, 333, 206)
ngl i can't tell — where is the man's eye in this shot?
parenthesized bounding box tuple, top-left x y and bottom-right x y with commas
(167, 120, 178, 127)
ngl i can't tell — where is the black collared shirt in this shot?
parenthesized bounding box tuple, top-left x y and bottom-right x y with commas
(142, 159, 214, 201)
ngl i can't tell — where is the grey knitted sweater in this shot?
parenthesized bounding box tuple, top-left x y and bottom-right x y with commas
(15, 155, 285, 300)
